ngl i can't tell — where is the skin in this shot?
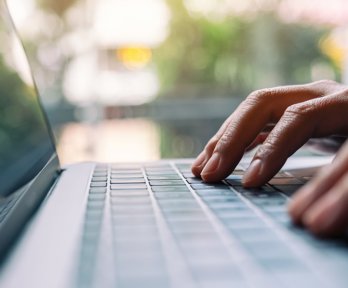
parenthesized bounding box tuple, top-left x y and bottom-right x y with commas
(191, 80, 348, 237)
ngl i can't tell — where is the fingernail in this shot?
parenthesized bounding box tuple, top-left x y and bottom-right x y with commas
(201, 153, 221, 176)
(242, 159, 262, 186)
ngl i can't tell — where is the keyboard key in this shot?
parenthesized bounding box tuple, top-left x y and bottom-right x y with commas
(151, 186, 190, 192)
(196, 189, 234, 197)
(232, 186, 276, 194)
(144, 163, 171, 168)
(90, 182, 107, 187)
(182, 172, 196, 178)
(112, 215, 156, 226)
(111, 205, 154, 215)
(199, 195, 241, 202)
(217, 210, 256, 219)
(225, 174, 243, 181)
(94, 169, 107, 174)
(208, 202, 248, 210)
(87, 201, 105, 210)
(223, 218, 266, 229)
(146, 171, 176, 176)
(111, 169, 142, 174)
(175, 163, 192, 169)
(145, 167, 173, 172)
(177, 169, 192, 174)
(94, 167, 107, 172)
(162, 210, 206, 221)
(111, 178, 145, 184)
(154, 192, 194, 199)
(186, 177, 205, 184)
(92, 176, 107, 182)
(149, 180, 184, 186)
(111, 184, 147, 190)
(147, 175, 181, 180)
(110, 196, 151, 204)
(110, 190, 149, 197)
(85, 210, 104, 221)
(185, 249, 233, 267)
(159, 203, 202, 213)
(89, 187, 107, 194)
(225, 179, 243, 186)
(168, 220, 214, 233)
(250, 198, 287, 208)
(88, 194, 106, 201)
(111, 174, 144, 179)
(191, 183, 227, 190)
(175, 231, 221, 244)
(157, 198, 197, 205)
(93, 172, 107, 177)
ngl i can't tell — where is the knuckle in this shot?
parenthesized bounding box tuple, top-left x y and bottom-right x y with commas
(255, 141, 278, 159)
(308, 80, 342, 95)
(247, 88, 276, 105)
(310, 79, 338, 88)
(214, 134, 232, 154)
(338, 88, 348, 98)
(284, 103, 315, 119)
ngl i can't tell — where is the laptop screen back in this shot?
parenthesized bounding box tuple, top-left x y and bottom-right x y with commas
(0, 1, 57, 196)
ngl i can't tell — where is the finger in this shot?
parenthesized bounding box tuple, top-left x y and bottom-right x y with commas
(302, 172, 348, 236)
(192, 114, 235, 177)
(199, 82, 335, 182)
(242, 102, 316, 187)
(288, 140, 348, 224)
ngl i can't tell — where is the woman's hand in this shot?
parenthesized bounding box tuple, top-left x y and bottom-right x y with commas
(192, 80, 348, 185)
(191, 80, 348, 236)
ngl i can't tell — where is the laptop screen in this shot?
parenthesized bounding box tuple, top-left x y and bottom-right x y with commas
(0, 1, 57, 197)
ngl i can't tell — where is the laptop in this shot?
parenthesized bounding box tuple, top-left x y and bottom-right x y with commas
(1, 1, 348, 287)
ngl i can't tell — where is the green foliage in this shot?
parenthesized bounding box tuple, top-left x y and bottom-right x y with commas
(154, 1, 338, 98)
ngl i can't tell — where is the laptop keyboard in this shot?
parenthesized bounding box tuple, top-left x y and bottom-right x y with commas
(77, 162, 348, 288)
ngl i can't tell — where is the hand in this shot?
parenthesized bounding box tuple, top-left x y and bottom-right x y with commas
(289, 141, 348, 236)
(191, 80, 348, 187)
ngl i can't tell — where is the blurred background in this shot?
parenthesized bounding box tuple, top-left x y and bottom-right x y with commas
(6, 0, 348, 164)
